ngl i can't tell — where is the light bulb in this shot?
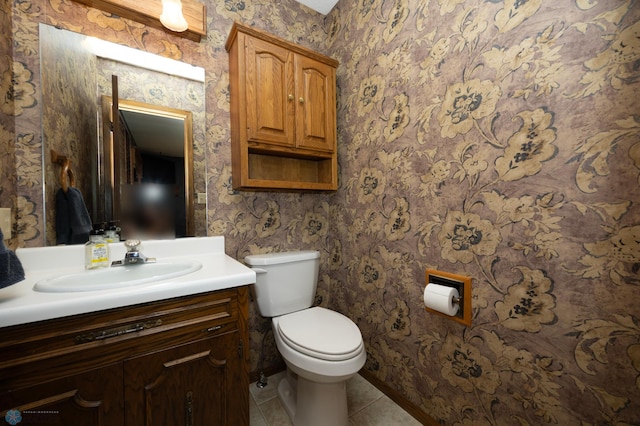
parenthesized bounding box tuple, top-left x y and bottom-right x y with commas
(160, 0, 189, 33)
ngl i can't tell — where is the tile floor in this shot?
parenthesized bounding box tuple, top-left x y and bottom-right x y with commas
(250, 371, 422, 426)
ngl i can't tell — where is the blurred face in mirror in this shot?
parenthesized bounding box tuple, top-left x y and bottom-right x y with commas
(121, 184, 176, 240)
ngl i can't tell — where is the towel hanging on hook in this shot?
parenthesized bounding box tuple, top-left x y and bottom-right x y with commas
(51, 149, 92, 244)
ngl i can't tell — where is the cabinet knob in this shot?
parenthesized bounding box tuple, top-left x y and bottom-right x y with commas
(299, 97, 304, 103)
(288, 94, 293, 101)
(186, 391, 194, 426)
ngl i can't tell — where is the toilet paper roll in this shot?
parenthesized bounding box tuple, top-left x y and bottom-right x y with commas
(423, 283, 460, 316)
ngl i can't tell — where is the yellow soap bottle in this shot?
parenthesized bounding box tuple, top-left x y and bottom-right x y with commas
(85, 225, 110, 269)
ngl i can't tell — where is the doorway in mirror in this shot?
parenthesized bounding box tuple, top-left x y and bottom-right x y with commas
(102, 93, 194, 240)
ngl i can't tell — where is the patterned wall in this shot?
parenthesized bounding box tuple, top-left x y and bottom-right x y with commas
(2, 0, 640, 424)
(0, 4, 16, 243)
(328, 0, 640, 424)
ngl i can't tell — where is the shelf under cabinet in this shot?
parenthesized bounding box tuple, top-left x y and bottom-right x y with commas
(243, 152, 337, 191)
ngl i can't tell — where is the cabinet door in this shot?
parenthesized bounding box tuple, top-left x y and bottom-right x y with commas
(295, 54, 336, 153)
(245, 36, 295, 148)
(124, 332, 247, 426)
(0, 363, 124, 426)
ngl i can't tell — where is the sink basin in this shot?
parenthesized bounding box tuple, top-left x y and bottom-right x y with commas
(33, 261, 203, 293)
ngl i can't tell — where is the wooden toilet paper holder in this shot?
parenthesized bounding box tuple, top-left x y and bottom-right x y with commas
(425, 269, 472, 326)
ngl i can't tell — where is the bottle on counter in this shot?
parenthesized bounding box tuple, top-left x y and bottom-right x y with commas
(85, 224, 110, 269)
(105, 221, 121, 243)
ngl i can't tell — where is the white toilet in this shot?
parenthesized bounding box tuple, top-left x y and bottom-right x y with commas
(245, 250, 366, 426)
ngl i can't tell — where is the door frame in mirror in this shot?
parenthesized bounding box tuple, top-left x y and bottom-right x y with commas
(101, 96, 195, 237)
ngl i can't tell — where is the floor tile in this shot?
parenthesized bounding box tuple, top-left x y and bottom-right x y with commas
(346, 374, 385, 416)
(251, 372, 420, 426)
(258, 395, 293, 426)
(349, 395, 422, 426)
(250, 395, 268, 426)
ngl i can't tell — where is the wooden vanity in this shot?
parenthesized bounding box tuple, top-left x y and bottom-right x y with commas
(0, 286, 250, 425)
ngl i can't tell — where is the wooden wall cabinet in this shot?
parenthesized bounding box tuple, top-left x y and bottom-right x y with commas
(226, 22, 339, 191)
(0, 287, 250, 426)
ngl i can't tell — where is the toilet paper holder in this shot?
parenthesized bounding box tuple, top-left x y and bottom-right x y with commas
(425, 269, 472, 326)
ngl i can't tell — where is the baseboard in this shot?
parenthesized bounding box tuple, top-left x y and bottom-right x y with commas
(359, 369, 438, 426)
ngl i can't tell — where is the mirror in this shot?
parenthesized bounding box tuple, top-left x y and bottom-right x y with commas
(39, 23, 206, 246)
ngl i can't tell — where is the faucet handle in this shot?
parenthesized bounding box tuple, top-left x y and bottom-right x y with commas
(111, 239, 156, 266)
(125, 239, 141, 252)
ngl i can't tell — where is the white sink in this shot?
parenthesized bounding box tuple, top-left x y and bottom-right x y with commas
(33, 261, 203, 293)
(1, 237, 256, 328)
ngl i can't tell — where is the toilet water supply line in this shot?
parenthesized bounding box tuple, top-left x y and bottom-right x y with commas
(256, 329, 269, 389)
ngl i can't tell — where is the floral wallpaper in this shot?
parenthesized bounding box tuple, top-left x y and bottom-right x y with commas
(0, 5, 16, 245)
(328, 0, 640, 424)
(2, 0, 640, 424)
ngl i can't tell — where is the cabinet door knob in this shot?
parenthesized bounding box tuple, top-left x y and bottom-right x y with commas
(288, 94, 294, 101)
(299, 97, 304, 103)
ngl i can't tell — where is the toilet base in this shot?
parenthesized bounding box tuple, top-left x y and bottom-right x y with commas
(277, 375, 296, 421)
(277, 369, 349, 426)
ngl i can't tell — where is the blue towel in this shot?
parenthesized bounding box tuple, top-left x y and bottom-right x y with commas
(55, 187, 93, 245)
(0, 228, 25, 289)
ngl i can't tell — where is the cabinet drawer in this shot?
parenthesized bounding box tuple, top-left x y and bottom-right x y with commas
(0, 289, 240, 389)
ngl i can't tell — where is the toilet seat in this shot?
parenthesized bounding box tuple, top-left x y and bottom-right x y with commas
(277, 307, 363, 362)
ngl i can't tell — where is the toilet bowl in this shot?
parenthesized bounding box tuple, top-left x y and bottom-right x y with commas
(273, 307, 366, 425)
(245, 251, 366, 426)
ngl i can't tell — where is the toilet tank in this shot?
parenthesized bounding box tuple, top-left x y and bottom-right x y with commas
(245, 250, 320, 317)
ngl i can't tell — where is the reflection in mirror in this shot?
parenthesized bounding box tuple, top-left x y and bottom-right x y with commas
(39, 23, 206, 246)
(102, 97, 194, 239)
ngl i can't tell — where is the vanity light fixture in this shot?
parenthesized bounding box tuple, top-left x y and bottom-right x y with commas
(70, 0, 206, 42)
(160, 0, 189, 33)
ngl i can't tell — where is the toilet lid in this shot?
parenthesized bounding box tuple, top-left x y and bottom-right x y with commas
(277, 307, 363, 361)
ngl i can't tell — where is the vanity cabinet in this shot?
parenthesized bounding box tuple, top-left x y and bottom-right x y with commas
(0, 286, 250, 426)
(124, 332, 242, 425)
(226, 22, 339, 191)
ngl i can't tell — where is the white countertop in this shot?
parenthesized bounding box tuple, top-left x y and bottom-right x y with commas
(0, 236, 256, 328)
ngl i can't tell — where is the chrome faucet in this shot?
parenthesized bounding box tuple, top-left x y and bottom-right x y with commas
(112, 240, 156, 266)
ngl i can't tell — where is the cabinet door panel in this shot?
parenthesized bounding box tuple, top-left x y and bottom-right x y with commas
(295, 55, 336, 152)
(124, 333, 241, 426)
(0, 363, 123, 426)
(246, 37, 295, 147)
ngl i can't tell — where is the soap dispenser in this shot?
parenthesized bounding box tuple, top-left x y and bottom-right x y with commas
(85, 224, 110, 269)
(105, 221, 121, 243)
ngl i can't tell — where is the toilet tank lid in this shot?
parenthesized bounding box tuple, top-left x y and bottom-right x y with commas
(245, 250, 320, 266)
